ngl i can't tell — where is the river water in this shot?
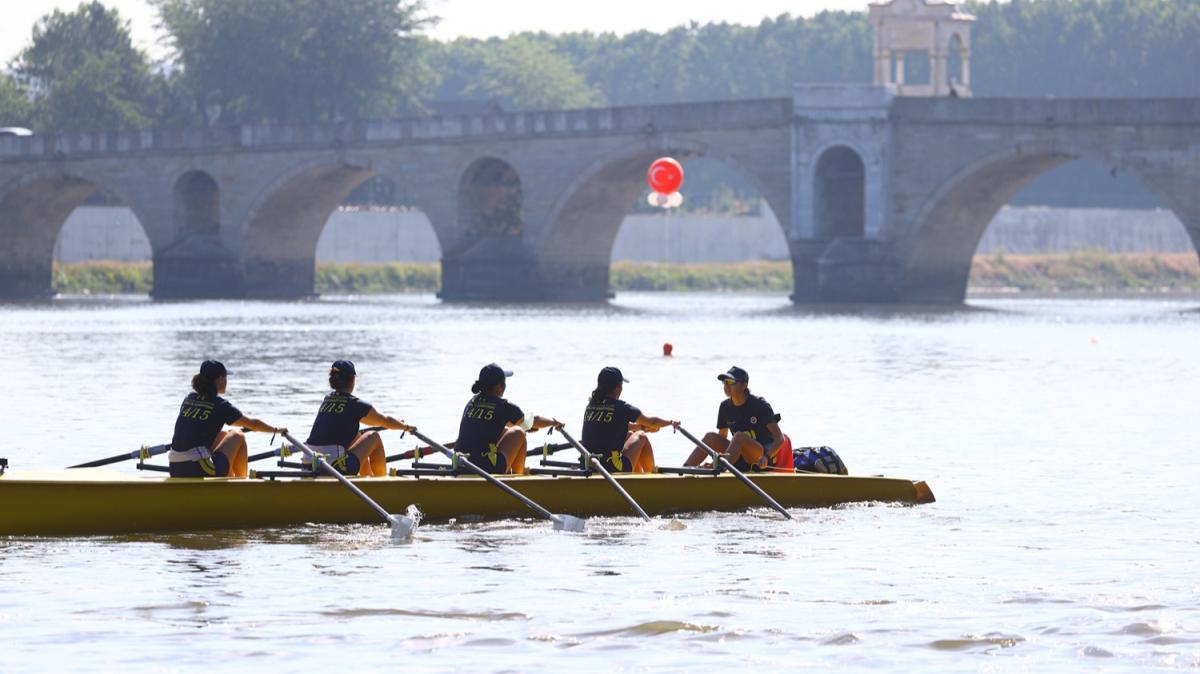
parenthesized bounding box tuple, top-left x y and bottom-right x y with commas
(1, 292, 1197, 672)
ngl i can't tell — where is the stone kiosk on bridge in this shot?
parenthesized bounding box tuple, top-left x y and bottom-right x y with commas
(1, 0, 1198, 304)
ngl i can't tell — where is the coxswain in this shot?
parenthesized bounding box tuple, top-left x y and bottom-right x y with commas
(304, 360, 414, 477)
(454, 364, 560, 474)
(169, 360, 285, 478)
(683, 366, 792, 471)
(581, 366, 676, 473)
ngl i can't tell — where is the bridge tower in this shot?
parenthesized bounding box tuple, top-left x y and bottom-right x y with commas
(870, 0, 975, 98)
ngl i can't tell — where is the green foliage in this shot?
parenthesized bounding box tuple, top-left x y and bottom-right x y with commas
(429, 36, 601, 110)
(611, 261, 794, 292)
(53, 261, 152, 294)
(315, 262, 440, 293)
(153, 0, 434, 124)
(0, 75, 33, 126)
(966, 0, 1200, 97)
(11, 2, 163, 131)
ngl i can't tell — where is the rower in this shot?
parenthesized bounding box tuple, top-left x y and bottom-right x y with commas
(580, 366, 677, 473)
(169, 360, 286, 478)
(454, 363, 560, 474)
(683, 366, 793, 472)
(304, 360, 415, 477)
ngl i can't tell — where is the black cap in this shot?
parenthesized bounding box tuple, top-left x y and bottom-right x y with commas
(331, 360, 357, 376)
(717, 366, 749, 384)
(472, 363, 513, 393)
(200, 360, 229, 379)
(597, 366, 629, 390)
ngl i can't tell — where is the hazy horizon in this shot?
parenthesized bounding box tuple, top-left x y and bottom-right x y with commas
(2, 0, 871, 64)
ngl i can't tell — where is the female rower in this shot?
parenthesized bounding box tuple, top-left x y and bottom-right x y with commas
(304, 360, 415, 477)
(581, 366, 677, 473)
(683, 366, 792, 472)
(454, 363, 560, 474)
(169, 360, 286, 478)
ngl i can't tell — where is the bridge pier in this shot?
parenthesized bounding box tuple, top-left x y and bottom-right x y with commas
(790, 238, 901, 303)
(153, 235, 245, 298)
(818, 238, 901, 303)
(439, 236, 549, 301)
(0, 261, 53, 299)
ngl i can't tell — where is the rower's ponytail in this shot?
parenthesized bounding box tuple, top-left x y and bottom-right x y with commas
(329, 368, 351, 391)
(589, 387, 605, 405)
(191, 374, 217, 397)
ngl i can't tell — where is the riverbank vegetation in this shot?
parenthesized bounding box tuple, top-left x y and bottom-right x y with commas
(50, 253, 1200, 296)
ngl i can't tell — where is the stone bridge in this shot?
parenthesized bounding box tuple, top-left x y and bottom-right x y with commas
(1, 87, 1198, 303)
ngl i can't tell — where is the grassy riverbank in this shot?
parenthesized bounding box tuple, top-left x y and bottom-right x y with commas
(50, 253, 1200, 296)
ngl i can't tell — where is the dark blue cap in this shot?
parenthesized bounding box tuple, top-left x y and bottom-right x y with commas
(331, 360, 356, 376)
(472, 363, 513, 393)
(598, 366, 629, 390)
(717, 366, 749, 384)
(200, 360, 229, 379)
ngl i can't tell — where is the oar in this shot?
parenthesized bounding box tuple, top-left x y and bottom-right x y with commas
(251, 426, 389, 463)
(386, 441, 454, 464)
(280, 431, 416, 540)
(68, 443, 171, 469)
(553, 427, 650, 521)
(408, 429, 585, 532)
(676, 426, 793, 520)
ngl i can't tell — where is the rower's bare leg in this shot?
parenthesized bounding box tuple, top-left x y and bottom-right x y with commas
(213, 429, 248, 478)
(497, 427, 527, 474)
(685, 432, 729, 466)
(348, 431, 386, 477)
(726, 432, 766, 468)
(623, 431, 653, 473)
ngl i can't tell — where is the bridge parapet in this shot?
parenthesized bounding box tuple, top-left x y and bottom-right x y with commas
(0, 98, 793, 161)
(893, 97, 1200, 126)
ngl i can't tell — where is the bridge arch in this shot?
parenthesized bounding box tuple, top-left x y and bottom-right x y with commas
(241, 158, 379, 297)
(0, 170, 152, 298)
(539, 140, 790, 299)
(241, 157, 447, 297)
(813, 145, 866, 239)
(898, 143, 1193, 303)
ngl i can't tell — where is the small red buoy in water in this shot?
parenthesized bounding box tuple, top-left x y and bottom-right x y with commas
(662, 342, 673, 357)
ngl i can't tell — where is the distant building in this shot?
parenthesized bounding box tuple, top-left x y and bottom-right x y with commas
(870, 0, 974, 98)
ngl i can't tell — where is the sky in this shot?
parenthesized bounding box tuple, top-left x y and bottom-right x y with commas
(1, 0, 870, 64)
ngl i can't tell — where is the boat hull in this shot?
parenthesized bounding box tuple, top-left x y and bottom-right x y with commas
(0, 470, 935, 536)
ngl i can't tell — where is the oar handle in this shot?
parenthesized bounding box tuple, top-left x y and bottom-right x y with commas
(676, 426, 792, 520)
(408, 429, 560, 524)
(281, 431, 396, 526)
(555, 427, 651, 521)
(68, 443, 171, 469)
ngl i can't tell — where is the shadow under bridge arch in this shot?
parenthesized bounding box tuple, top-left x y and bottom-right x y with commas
(898, 145, 1198, 303)
(0, 170, 153, 298)
(242, 160, 380, 298)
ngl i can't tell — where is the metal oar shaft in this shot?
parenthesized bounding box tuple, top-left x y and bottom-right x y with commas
(281, 432, 394, 525)
(409, 430, 559, 524)
(676, 426, 792, 520)
(68, 443, 171, 469)
(556, 427, 651, 521)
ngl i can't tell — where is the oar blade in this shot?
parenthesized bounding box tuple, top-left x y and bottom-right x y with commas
(388, 514, 416, 540)
(552, 514, 586, 532)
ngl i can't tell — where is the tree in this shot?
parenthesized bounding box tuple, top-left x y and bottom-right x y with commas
(153, 0, 435, 124)
(0, 75, 33, 126)
(441, 36, 602, 110)
(12, 1, 163, 131)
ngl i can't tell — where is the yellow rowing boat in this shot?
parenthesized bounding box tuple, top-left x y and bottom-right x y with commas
(0, 469, 935, 536)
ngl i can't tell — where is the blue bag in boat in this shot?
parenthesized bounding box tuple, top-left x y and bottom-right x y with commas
(792, 446, 848, 475)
